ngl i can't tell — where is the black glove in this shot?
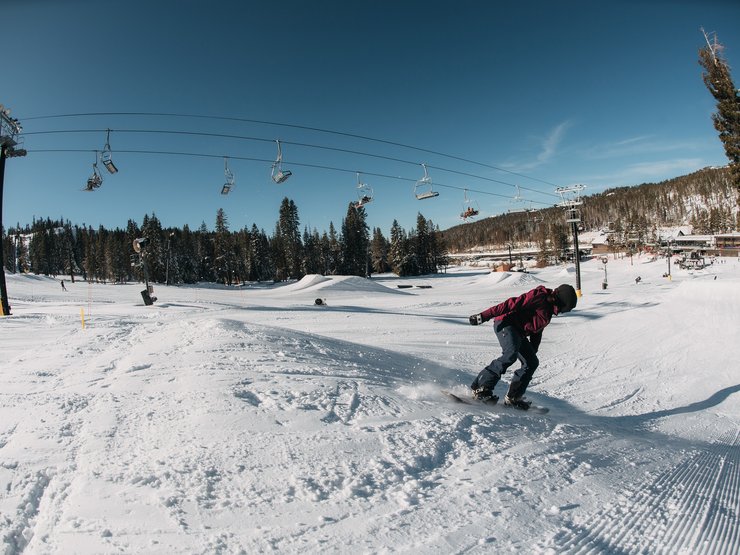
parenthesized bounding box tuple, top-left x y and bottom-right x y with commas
(469, 313, 483, 326)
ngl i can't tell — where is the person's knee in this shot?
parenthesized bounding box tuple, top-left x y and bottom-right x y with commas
(530, 355, 539, 371)
(502, 349, 520, 365)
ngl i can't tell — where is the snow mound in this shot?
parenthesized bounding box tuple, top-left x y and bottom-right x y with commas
(473, 271, 544, 288)
(278, 274, 332, 292)
(507, 272, 544, 287)
(278, 275, 406, 296)
(482, 272, 511, 285)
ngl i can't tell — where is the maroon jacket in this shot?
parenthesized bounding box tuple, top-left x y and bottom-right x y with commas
(478, 285, 559, 350)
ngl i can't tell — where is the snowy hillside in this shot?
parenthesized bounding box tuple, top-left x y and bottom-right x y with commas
(1, 256, 739, 554)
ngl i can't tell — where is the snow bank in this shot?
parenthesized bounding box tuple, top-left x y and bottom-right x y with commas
(1, 259, 738, 554)
(277, 274, 332, 292)
(471, 271, 545, 289)
(277, 275, 406, 296)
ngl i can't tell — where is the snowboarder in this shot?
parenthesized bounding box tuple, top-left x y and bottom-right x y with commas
(468, 284, 578, 409)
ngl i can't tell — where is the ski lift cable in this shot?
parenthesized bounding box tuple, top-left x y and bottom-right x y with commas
(426, 164, 558, 199)
(23, 111, 563, 189)
(25, 128, 561, 199)
(27, 147, 554, 206)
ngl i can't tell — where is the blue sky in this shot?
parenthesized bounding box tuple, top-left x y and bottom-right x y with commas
(3, 0, 738, 235)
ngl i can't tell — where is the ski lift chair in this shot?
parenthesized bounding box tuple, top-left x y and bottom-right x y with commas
(461, 206, 480, 220)
(460, 189, 480, 220)
(414, 163, 439, 200)
(221, 157, 235, 195)
(271, 140, 292, 184)
(101, 129, 118, 174)
(353, 172, 374, 209)
(84, 153, 103, 191)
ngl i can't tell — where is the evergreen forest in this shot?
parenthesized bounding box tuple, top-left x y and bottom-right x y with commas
(1, 198, 449, 284)
(3, 166, 739, 284)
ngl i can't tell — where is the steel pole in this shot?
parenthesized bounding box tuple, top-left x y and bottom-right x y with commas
(0, 144, 11, 315)
(572, 221, 582, 295)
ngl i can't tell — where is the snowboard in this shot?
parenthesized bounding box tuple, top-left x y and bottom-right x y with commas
(441, 389, 550, 414)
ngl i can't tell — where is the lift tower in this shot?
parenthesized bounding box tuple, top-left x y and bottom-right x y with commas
(0, 105, 27, 316)
(556, 185, 586, 297)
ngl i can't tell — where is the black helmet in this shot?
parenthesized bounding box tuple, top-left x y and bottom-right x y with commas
(554, 284, 577, 313)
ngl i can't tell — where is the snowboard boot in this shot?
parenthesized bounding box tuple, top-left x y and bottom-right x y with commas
(504, 395, 532, 410)
(472, 387, 499, 404)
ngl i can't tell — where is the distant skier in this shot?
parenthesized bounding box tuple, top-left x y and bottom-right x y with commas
(60, 279, 67, 292)
(468, 284, 578, 409)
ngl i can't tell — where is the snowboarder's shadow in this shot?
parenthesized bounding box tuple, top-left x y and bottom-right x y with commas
(620, 383, 740, 425)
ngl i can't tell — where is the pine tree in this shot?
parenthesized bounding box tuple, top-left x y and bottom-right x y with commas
(62, 222, 76, 282)
(389, 220, 406, 275)
(327, 222, 341, 275)
(232, 227, 252, 284)
(550, 222, 570, 261)
(535, 223, 551, 267)
(177, 225, 198, 284)
(302, 227, 322, 275)
(415, 213, 431, 274)
(105, 231, 129, 283)
(247, 224, 271, 281)
(140, 214, 165, 283)
(213, 208, 234, 284)
(1, 228, 13, 272)
(699, 31, 740, 189)
(274, 198, 303, 280)
(370, 227, 390, 274)
(339, 204, 370, 276)
(196, 221, 215, 282)
(429, 221, 449, 272)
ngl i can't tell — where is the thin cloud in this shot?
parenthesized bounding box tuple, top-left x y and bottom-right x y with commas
(537, 121, 571, 164)
(580, 158, 707, 190)
(504, 121, 572, 172)
(583, 136, 706, 160)
(614, 135, 653, 146)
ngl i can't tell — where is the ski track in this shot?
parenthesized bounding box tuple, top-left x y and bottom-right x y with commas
(2, 269, 739, 553)
(548, 429, 740, 555)
(2, 311, 460, 553)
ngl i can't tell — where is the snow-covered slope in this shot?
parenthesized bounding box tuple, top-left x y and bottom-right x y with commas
(1, 255, 738, 554)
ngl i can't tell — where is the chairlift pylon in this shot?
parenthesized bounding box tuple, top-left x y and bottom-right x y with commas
(352, 172, 374, 209)
(460, 189, 480, 221)
(513, 185, 523, 203)
(271, 140, 292, 184)
(84, 151, 103, 192)
(221, 157, 235, 195)
(101, 129, 118, 174)
(414, 163, 439, 200)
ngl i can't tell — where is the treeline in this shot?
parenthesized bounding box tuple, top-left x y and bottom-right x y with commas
(2, 198, 449, 283)
(443, 166, 740, 254)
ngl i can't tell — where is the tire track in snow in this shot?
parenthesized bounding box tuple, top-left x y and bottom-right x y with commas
(551, 429, 740, 554)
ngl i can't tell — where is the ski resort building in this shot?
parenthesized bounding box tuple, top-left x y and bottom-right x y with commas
(714, 232, 740, 255)
(669, 232, 740, 256)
